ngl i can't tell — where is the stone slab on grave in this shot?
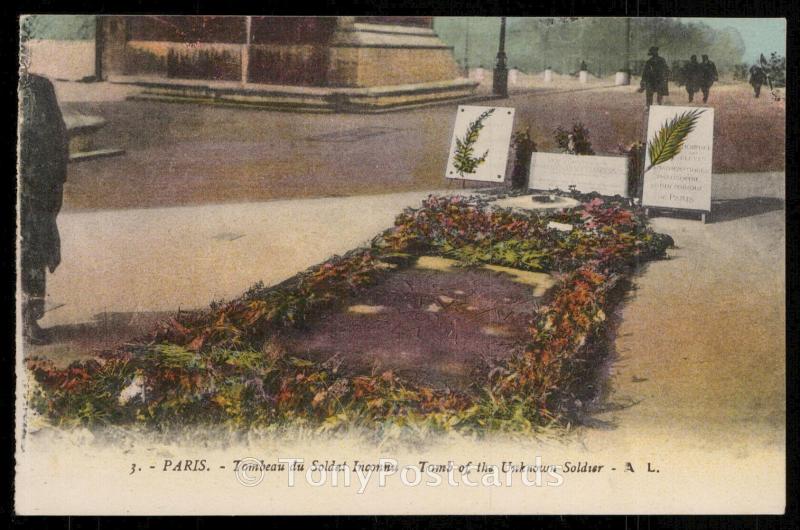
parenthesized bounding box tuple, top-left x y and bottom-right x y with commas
(529, 152, 629, 197)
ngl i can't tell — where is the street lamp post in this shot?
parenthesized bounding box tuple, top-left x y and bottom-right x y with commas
(94, 16, 104, 80)
(464, 18, 471, 77)
(625, 16, 631, 72)
(493, 16, 508, 98)
(242, 16, 252, 84)
(615, 17, 632, 86)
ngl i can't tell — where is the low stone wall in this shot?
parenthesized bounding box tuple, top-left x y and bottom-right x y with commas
(62, 113, 125, 161)
(124, 77, 480, 113)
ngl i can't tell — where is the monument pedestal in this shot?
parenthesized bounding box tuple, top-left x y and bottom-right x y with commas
(98, 16, 477, 111)
(326, 18, 464, 88)
(543, 69, 553, 83)
(579, 70, 589, 84)
(615, 71, 630, 85)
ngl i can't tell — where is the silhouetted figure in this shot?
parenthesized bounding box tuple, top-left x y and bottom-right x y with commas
(580, 60, 587, 72)
(638, 47, 670, 106)
(684, 55, 703, 102)
(749, 64, 768, 98)
(19, 74, 69, 344)
(700, 54, 718, 103)
(510, 127, 537, 189)
(622, 141, 646, 198)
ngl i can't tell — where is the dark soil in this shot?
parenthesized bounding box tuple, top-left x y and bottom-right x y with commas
(280, 265, 551, 390)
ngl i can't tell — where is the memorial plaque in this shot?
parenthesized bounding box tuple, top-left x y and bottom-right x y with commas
(529, 152, 629, 197)
(446, 105, 515, 182)
(642, 105, 714, 212)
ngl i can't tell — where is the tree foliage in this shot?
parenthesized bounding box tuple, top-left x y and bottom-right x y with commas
(435, 17, 748, 76)
(763, 52, 786, 87)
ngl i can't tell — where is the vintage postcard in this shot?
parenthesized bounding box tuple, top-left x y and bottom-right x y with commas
(15, 15, 786, 515)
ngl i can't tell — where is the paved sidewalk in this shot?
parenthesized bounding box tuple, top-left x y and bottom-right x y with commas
(60, 83, 784, 211)
(39, 189, 460, 329)
(581, 171, 785, 456)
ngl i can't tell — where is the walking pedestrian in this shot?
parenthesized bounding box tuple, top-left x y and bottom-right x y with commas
(637, 46, 670, 107)
(700, 54, 718, 103)
(749, 63, 768, 98)
(684, 55, 703, 103)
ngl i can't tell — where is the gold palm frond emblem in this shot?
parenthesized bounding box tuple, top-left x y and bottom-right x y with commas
(646, 109, 705, 172)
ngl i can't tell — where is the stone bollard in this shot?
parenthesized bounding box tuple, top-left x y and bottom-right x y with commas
(615, 71, 631, 86)
(543, 69, 553, 83)
(579, 70, 589, 84)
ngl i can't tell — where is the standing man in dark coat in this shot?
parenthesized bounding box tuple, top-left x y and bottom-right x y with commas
(700, 54, 718, 103)
(638, 46, 670, 106)
(19, 73, 69, 344)
(749, 63, 768, 98)
(683, 55, 703, 102)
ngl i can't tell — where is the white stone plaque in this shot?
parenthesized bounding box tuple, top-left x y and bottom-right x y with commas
(642, 105, 714, 211)
(446, 105, 515, 182)
(529, 152, 629, 197)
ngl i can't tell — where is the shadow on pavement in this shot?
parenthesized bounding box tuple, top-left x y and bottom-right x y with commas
(710, 196, 784, 223)
(28, 311, 173, 366)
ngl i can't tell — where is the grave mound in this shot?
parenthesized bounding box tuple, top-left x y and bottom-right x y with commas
(282, 256, 554, 390)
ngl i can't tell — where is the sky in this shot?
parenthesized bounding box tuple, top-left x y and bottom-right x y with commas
(680, 18, 786, 63)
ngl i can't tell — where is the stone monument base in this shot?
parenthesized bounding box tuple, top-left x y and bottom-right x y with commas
(115, 75, 481, 113)
(99, 17, 477, 111)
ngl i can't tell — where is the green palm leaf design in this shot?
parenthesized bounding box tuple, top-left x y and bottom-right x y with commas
(645, 109, 705, 172)
(452, 108, 495, 177)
